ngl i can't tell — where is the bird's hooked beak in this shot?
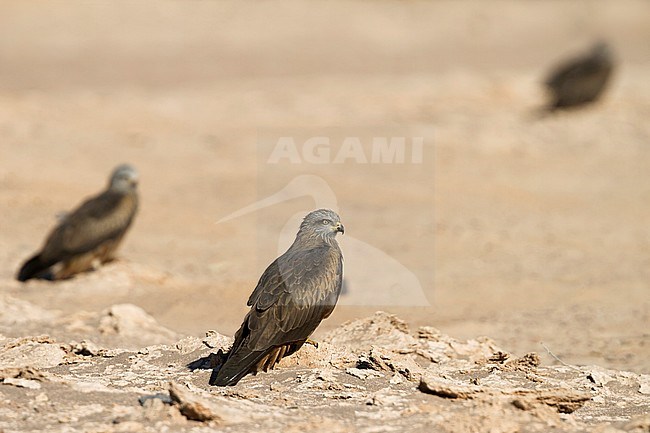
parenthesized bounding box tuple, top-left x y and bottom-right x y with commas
(335, 222, 345, 235)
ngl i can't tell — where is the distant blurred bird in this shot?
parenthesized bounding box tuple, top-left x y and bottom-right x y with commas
(16, 164, 139, 282)
(210, 209, 344, 386)
(543, 41, 614, 111)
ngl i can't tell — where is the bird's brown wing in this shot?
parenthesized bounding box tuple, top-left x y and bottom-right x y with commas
(212, 244, 342, 386)
(40, 190, 138, 263)
(247, 245, 343, 350)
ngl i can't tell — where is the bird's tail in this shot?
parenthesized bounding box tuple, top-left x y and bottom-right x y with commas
(16, 254, 52, 282)
(209, 348, 267, 386)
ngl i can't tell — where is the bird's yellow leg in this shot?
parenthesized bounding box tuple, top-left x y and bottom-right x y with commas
(305, 339, 319, 349)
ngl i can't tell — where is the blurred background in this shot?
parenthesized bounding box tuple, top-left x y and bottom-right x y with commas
(1, 1, 649, 373)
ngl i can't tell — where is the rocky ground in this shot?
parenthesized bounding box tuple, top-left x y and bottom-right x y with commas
(1, 297, 649, 433)
(1, 0, 650, 431)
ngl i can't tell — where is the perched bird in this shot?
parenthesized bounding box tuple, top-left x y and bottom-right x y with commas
(16, 164, 139, 282)
(217, 175, 429, 307)
(543, 41, 614, 111)
(211, 208, 344, 386)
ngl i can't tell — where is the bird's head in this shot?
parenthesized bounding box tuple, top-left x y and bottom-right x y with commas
(592, 40, 612, 60)
(109, 164, 139, 193)
(298, 208, 344, 243)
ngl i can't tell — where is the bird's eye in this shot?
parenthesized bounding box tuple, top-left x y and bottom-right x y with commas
(322, 219, 331, 225)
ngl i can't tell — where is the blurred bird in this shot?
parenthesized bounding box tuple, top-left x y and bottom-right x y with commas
(210, 209, 344, 386)
(543, 41, 614, 111)
(16, 164, 139, 282)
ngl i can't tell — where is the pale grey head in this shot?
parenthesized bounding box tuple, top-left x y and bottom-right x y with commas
(109, 164, 139, 193)
(297, 208, 344, 244)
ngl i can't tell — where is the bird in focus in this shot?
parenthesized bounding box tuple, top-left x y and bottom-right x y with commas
(210, 208, 345, 386)
(16, 164, 139, 282)
(543, 41, 615, 112)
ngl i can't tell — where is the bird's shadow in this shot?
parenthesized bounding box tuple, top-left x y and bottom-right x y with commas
(186, 348, 229, 384)
(21, 263, 114, 282)
(186, 348, 227, 371)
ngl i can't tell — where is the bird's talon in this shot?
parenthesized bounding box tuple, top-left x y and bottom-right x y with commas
(305, 339, 319, 349)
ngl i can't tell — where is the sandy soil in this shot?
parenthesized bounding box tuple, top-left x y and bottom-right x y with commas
(1, 1, 649, 430)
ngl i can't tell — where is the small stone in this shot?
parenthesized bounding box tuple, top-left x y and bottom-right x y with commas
(203, 331, 231, 349)
(512, 399, 532, 410)
(0, 366, 46, 381)
(389, 373, 405, 385)
(418, 326, 441, 340)
(488, 351, 510, 363)
(638, 379, 650, 395)
(516, 352, 541, 368)
(72, 340, 102, 356)
(317, 369, 336, 382)
(168, 382, 245, 424)
(346, 367, 383, 380)
(2, 378, 41, 389)
(174, 336, 203, 354)
(0, 339, 66, 369)
(587, 370, 613, 387)
(418, 375, 479, 399)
